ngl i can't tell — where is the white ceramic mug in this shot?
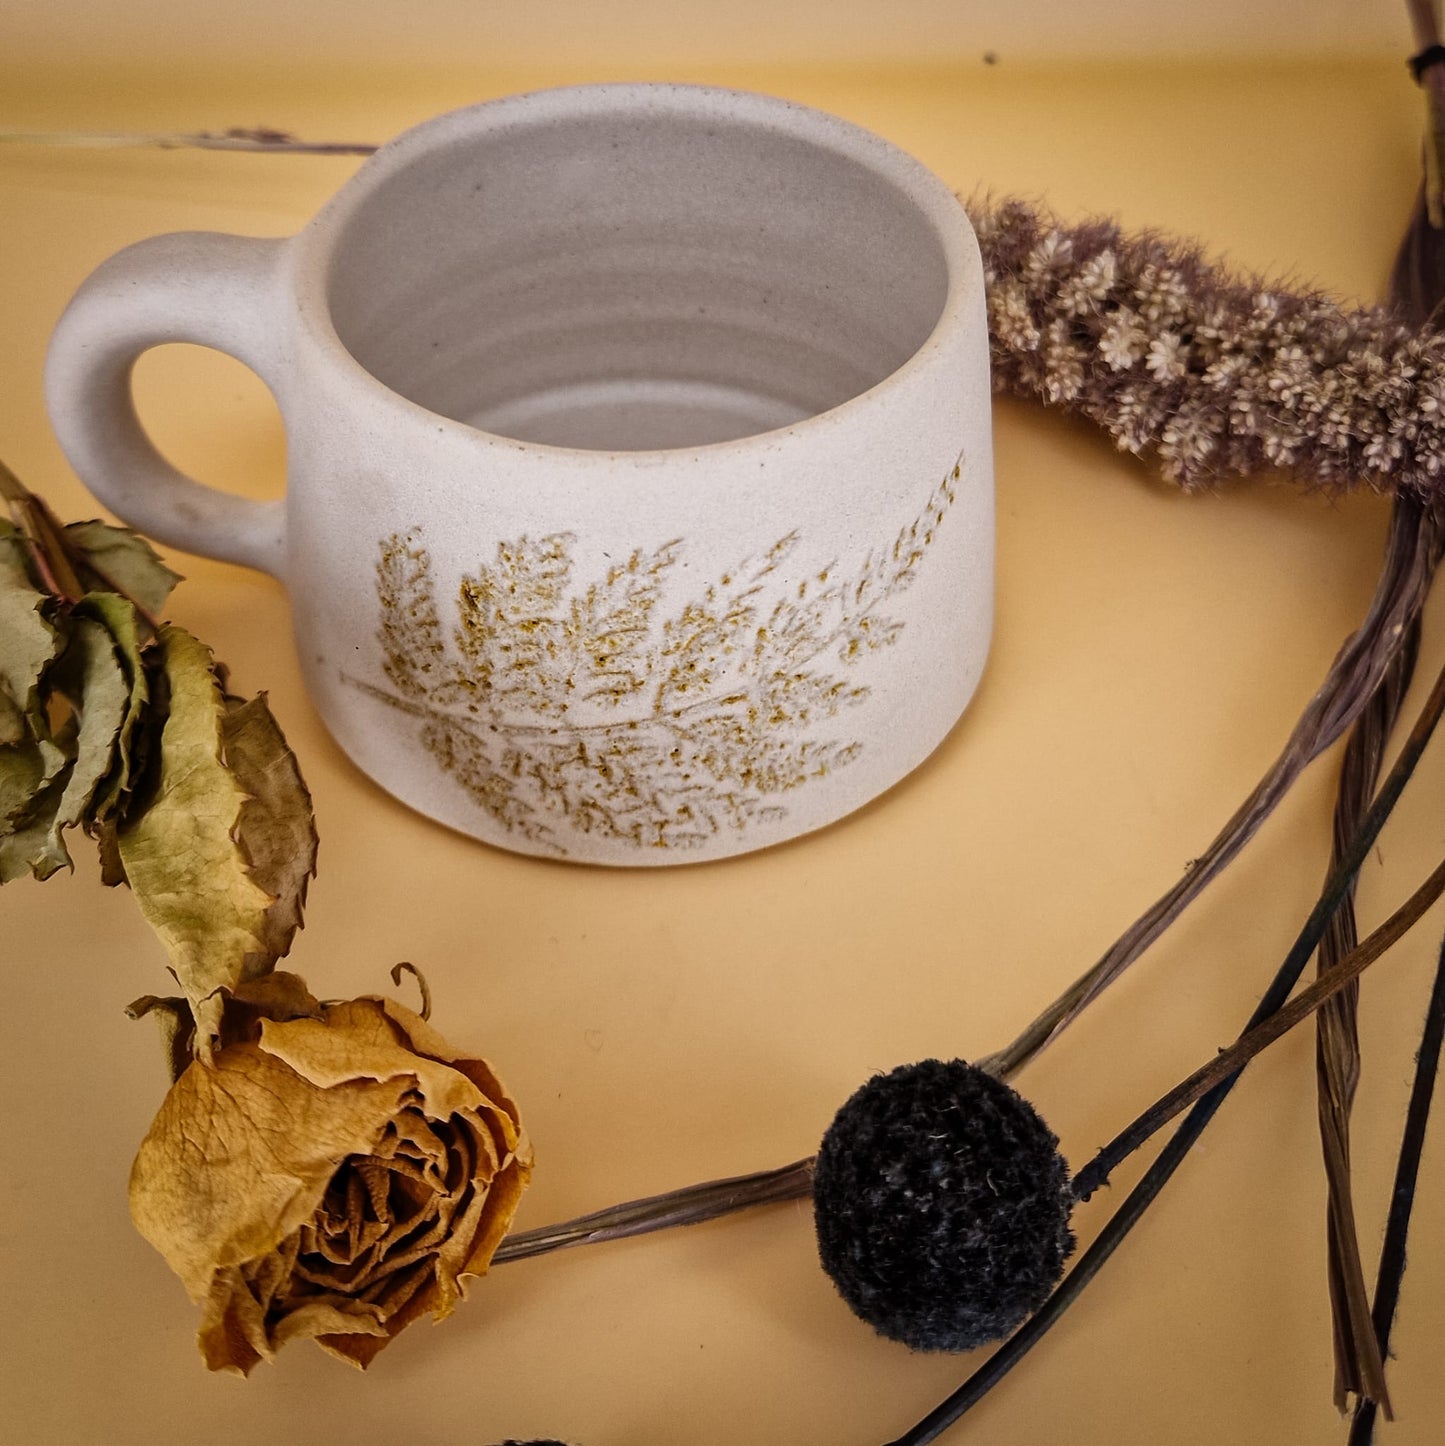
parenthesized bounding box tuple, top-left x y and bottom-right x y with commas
(46, 84, 993, 865)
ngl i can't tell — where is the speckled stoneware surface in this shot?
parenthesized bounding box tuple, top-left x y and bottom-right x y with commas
(44, 84, 993, 864)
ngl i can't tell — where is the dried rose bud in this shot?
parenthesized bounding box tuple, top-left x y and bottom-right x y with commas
(129, 992, 531, 1373)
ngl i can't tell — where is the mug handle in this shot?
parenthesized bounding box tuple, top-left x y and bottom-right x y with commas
(44, 232, 291, 579)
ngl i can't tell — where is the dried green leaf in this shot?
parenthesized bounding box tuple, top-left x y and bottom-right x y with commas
(0, 691, 26, 747)
(0, 529, 59, 718)
(220, 693, 317, 977)
(0, 736, 68, 826)
(49, 610, 129, 837)
(117, 626, 271, 1012)
(0, 770, 74, 882)
(64, 519, 181, 621)
(76, 592, 149, 820)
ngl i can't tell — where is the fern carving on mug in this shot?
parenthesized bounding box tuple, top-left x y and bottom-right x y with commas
(353, 458, 961, 854)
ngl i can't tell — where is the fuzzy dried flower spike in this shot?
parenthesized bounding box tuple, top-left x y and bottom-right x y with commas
(968, 196, 1445, 493)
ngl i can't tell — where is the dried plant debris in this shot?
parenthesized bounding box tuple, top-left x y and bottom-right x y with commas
(0, 470, 532, 1373)
(0, 465, 317, 1051)
(0, 512, 175, 883)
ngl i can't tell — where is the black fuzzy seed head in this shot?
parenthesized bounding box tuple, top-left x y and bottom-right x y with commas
(813, 1058, 1075, 1352)
(491, 1440, 574, 1445)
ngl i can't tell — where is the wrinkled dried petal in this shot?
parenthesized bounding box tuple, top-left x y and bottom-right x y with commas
(130, 1042, 412, 1301)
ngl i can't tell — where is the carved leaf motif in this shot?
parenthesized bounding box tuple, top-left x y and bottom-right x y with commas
(358, 458, 961, 854)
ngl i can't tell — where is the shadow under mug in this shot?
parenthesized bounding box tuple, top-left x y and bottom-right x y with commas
(45, 83, 994, 866)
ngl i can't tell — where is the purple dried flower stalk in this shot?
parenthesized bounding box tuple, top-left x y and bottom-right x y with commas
(967, 196, 1445, 495)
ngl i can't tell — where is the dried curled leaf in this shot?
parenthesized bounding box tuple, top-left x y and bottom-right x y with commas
(79, 591, 150, 822)
(0, 521, 59, 725)
(0, 735, 66, 826)
(0, 688, 24, 749)
(129, 989, 531, 1373)
(220, 693, 318, 977)
(0, 520, 139, 880)
(49, 609, 129, 839)
(0, 532, 76, 881)
(62, 518, 181, 622)
(2, 473, 320, 1069)
(1, 476, 179, 863)
(117, 625, 271, 1019)
(0, 770, 74, 882)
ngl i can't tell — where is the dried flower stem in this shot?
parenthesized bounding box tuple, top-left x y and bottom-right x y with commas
(975, 493, 1444, 1080)
(1347, 925, 1445, 1445)
(1407, 0, 1445, 229)
(1074, 853, 1445, 1204)
(1313, 15, 1445, 1404)
(492, 645, 1445, 1266)
(888, 652, 1445, 1446)
(1310, 123, 1445, 1422)
(492, 1158, 816, 1264)
(1312, 620, 1415, 1414)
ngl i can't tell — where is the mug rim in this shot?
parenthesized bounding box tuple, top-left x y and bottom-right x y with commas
(291, 82, 982, 464)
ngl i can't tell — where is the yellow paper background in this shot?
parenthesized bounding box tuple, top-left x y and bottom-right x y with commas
(1, 50, 1442, 1446)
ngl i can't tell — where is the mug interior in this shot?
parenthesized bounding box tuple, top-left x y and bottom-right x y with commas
(324, 93, 952, 451)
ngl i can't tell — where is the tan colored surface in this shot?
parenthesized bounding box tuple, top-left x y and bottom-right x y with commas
(0, 0, 1404, 69)
(1, 57, 1443, 1446)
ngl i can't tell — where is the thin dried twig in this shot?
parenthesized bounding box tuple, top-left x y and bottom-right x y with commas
(1312, 628, 1415, 1415)
(0, 127, 375, 156)
(886, 652, 1445, 1446)
(1074, 853, 1445, 1203)
(1407, 0, 1445, 228)
(975, 494, 1443, 1080)
(493, 1159, 816, 1264)
(1314, 6, 1445, 1409)
(1347, 926, 1445, 1445)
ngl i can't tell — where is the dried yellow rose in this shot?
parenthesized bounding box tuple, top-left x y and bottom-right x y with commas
(129, 992, 531, 1373)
